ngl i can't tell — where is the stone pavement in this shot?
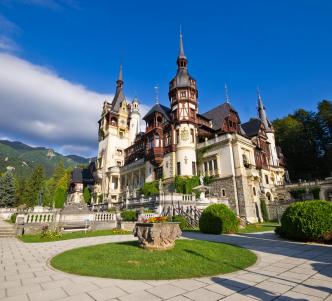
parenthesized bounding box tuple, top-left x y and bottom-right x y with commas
(0, 231, 331, 301)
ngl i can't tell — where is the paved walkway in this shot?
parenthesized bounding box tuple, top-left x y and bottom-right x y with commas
(0, 232, 331, 301)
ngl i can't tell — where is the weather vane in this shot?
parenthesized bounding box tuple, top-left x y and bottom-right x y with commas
(154, 84, 160, 104)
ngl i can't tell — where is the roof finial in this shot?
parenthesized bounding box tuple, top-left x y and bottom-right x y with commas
(154, 84, 159, 105)
(179, 25, 186, 59)
(118, 64, 123, 82)
(256, 87, 270, 130)
(225, 83, 230, 104)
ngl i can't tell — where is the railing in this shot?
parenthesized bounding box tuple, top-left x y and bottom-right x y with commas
(24, 213, 55, 224)
(94, 212, 117, 221)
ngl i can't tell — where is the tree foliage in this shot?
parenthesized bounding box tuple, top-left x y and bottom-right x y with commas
(273, 100, 332, 181)
(83, 187, 91, 204)
(0, 171, 16, 207)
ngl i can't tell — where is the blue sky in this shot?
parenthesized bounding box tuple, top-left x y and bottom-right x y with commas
(0, 0, 331, 157)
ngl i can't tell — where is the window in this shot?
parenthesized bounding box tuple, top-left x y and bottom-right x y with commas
(117, 149, 123, 156)
(222, 189, 226, 197)
(176, 130, 180, 144)
(155, 167, 163, 180)
(253, 187, 256, 196)
(204, 162, 208, 173)
(265, 175, 269, 184)
(190, 129, 195, 143)
(119, 131, 124, 138)
(190, 91, 195, 99)
(243, 154, 249, 167)
(192, 162, 196, 175)
(155, 134, 160, 147)
(177, 162, 181, 175)
(209, 160, 213, 172)
(213, 159, 218, 171)
(116, 161, 122, 167)
(180, 91, 186, 98)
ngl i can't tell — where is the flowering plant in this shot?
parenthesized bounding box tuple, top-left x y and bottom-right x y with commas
(143, 216, 168, 223)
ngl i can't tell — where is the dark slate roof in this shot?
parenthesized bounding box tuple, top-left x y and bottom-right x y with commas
(143, 104, 171, 121)
(170, 68, 195, 89)
(111, 85, 125, 112)
(202, 102, 237, 130)
(241, 118, 262, 137)
(72, 168, 83, 183)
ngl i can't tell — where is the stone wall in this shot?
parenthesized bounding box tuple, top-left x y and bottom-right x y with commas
(267, 203, 290, 222)
(209, 176, 237, 212)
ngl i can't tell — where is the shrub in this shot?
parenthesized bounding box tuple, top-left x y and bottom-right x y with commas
(260, 199, 269, 222)
(199, 204, 239, 234)
(275, 200, 332, 243)
(40, 225, 62, 240)
(141, 181, 159, 196)
(174, 176, 200, 194)
(289, 188, 306, 200)
(121, 210, 137, 222)
(172, 215, 189, 230)
(10, 213, 17, 224)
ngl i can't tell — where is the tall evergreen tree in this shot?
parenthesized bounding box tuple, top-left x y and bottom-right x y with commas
(0, 172, 16, 207)
(26, 165, 45, 207)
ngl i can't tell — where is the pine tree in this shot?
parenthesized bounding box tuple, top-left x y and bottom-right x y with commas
(0, 172, 16, 207)
(26, 165, 45, 207)
(54, 187, 66, 208)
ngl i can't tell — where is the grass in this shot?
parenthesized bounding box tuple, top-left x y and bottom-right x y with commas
(237, 222, 278, 234)
(19, 229, 131, 243)
(50, 239, 257, 280)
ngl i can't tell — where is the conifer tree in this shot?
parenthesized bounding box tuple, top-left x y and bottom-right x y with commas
(0, 172, 16, 207)
(83, 187, 91, 204)
(26, 165, 45, 207)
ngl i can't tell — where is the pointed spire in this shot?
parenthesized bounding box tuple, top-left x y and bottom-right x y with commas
(225, 84, 230, 104)
(178, 26, 186, 59)
(257, 87, 270, 131)
(118, 64, 123, 82)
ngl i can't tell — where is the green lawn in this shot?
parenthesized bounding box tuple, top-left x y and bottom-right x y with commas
(19, 229, 131, 243)
(237, 222, 278, 234)
(51, 239, 257, 280)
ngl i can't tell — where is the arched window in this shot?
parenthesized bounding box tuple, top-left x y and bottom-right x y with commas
(111, 118, 117, 127)
(266, 192, 272, 202)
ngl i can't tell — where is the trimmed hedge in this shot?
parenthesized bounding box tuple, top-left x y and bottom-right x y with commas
(275, 200, 332, 243)
(121, 210, 137, 222)
(172, 215, 189, 230)
(199, 204, 239, 234)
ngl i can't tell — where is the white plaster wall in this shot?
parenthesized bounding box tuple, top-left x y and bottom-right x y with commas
(175, 124, 196, 176)
(267, 132, 279, 167)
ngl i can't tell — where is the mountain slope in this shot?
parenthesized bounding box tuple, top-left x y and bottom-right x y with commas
(0, 140, 92, 178)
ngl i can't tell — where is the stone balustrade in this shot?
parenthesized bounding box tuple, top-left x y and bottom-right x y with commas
(24, 212, 55, 224)
(94, 212, 117, 221)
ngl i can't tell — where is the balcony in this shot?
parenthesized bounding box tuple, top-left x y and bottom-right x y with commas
(146, 147, 164, 166)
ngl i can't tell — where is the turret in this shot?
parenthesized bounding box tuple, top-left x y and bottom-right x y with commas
(169, 30, 198, 176)
(129, 97, 141, 145)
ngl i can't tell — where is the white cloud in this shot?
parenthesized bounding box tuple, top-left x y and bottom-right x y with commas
(0, 53, 149, 157)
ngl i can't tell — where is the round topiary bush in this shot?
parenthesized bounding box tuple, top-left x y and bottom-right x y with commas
(275, 200, 332, 243)
(199, 204, 239, 234)
(121, 210, 137, 222)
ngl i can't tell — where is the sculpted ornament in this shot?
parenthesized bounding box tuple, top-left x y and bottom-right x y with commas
(180, 128, 189, 141)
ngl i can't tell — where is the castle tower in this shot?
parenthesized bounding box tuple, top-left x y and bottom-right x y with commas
(168, 31, 198, 176)
(129, 97, 141, 145)
(257, 90, 279, 166)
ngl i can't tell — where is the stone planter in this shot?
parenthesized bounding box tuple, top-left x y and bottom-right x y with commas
(133, 222, 182, 250)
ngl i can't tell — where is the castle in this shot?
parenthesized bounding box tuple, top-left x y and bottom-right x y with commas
(93, 33, 285, 222)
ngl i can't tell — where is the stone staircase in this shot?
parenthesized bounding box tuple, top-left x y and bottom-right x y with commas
(0, 219, 16, 238)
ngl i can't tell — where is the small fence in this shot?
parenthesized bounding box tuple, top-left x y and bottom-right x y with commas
(94, 212, 117, 221)
(24, 213, 55, 224)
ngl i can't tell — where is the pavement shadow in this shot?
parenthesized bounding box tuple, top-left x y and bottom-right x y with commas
(182, 231, 332, 296)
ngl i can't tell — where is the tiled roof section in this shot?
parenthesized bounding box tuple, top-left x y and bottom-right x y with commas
(202, 102, 236, 130)
(241, 118, 262, 137)
(143, 104, 171, 121)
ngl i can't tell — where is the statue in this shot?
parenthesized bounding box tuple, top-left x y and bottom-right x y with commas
(199, 175, 204, 186)
(37, 189, 43, 207)
(158, 179, 163, 193)
(126, 186, 130, 199)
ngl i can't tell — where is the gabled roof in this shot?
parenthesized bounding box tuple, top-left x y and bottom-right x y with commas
(202, 102, 237, 130)
(143, 104, 171, 121)
(241, 118, 263, 137)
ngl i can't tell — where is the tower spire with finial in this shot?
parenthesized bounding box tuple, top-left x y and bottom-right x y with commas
(225, 83, 230, 104)
(257, 87, 270, 131)
(179, 25, 186, 59)
(154, 84, 159, 105)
